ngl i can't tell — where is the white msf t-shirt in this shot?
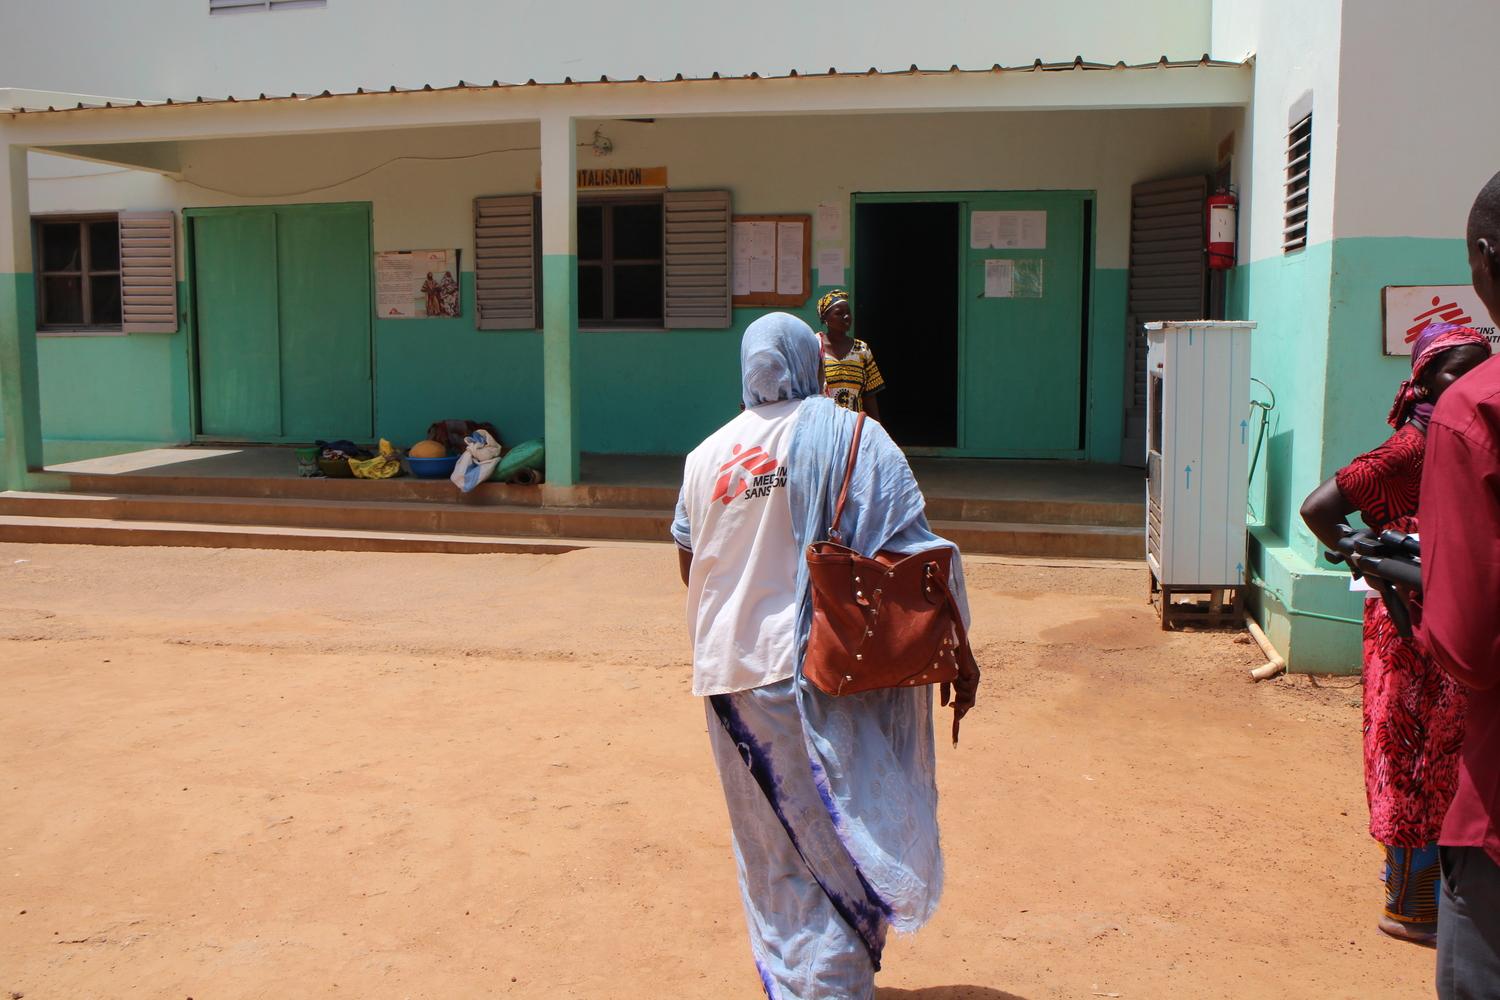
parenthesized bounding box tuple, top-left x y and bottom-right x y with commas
(676, 399, 802, 696)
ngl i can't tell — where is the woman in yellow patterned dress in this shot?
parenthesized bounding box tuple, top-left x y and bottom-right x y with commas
(816, 289, 885, 420)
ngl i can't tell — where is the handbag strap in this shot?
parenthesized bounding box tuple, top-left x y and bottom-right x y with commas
(828, 412, 867, 543)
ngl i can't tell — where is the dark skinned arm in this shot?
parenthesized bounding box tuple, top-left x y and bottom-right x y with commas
(1299, 476, 1359, 561)
(677, 545, 692, 587)
(862, 392, 881, 422)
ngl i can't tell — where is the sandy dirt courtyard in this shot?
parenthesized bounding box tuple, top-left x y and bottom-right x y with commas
(0, 542, 1433, 999)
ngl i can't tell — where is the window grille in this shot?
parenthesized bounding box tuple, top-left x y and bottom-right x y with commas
(210, 1, 326, 14)
(1283, 112, 1312, 254)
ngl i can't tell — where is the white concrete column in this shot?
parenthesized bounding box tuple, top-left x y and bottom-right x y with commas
(0, 137, 43, 490)
(539, 113, 579, 489)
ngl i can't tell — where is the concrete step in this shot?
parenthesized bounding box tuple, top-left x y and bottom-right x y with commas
(0, 492, 1144, 560)
(0, 515, 614, 555)
(60, 472, 678, 511)
(55, 473, 1141, 528)
(930, 519, 1141, 560)
(0, 491, 671, 543)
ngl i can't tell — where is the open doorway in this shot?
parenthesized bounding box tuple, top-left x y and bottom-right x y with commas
(853, 202, 960, 448)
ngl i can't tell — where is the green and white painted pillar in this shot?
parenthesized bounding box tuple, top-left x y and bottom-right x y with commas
(0, 138, 43, 492)
(540, 113, 579, 489)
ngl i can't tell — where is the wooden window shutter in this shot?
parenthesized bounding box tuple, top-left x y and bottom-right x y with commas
(119, 211, 179, 334)
(663, 189, 731, 329)
(474, 195, 539, 330)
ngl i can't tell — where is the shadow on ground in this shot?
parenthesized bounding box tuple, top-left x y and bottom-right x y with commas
(878, 987, 1031, 1000)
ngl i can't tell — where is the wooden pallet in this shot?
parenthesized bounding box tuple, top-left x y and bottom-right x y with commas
(1149, 571, 1244, 630)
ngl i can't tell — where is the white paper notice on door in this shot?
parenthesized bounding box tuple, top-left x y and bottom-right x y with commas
(971, 210, 1047, 250)
(984, 258, 1014, 298)
(776, 221, 805, 297)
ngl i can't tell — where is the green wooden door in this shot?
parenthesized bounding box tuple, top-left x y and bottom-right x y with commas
(194, 213, 282, 438)
(276, 206, 372, 441)
(191, 204, 372, 442)
(961, 193, 1087, 455)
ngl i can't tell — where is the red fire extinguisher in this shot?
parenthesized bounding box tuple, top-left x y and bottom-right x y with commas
(1206, 188, 1237, 270)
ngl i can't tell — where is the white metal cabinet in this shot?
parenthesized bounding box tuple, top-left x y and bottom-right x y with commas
(1145, 321, 1255, 601)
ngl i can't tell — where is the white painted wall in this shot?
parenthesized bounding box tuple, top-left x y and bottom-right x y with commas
(27, 152, 176, 214)
(1, 0, 1213, 102)
(1332, 0, 1500, 241)
(30, 109, 1219, 272)
(1211, 0, 1343, 263)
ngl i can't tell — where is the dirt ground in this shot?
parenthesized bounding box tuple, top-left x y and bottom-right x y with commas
(0, 542, 1432, 999)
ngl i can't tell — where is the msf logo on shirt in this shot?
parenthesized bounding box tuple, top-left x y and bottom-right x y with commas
(709, 444, 787, 505)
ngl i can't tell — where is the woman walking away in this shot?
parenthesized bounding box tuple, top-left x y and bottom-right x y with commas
(672, 312, 978, 999)
(1301, 323, 1492, 945)
(817, 289, 885, 420)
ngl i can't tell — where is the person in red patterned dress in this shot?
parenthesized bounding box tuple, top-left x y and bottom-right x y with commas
(1301, 323, 1492, 945)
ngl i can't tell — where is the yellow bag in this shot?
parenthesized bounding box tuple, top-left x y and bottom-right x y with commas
(350, 439, 403, 479)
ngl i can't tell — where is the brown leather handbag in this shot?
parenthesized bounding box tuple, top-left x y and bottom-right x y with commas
(803, 413, 980, 743)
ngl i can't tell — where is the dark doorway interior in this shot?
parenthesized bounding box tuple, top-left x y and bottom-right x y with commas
(853, 202, 960, 447)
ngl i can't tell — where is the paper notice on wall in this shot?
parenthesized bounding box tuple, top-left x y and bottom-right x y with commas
(1012, 258, 1044, 298)
(733, 221, 778, 294)
(970, 212, 998, 250)
(971, 210, 1047, 250)
(375, 249, 462, 318)
(983, 258, 1014, 298)
(776, 221, 805, 297)
(817, 248, 846, 287)
(815, 203, 843, 242)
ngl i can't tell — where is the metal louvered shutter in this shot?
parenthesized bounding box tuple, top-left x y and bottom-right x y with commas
(474, 195, 539, 331)
(119, 211, 178, 334)
(1283, 113, 1312, 254)
(663, 189, 731, 330)
(1122, 176, 1207, 465)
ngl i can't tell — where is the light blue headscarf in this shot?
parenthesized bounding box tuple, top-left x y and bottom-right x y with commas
(740, 311, 824, 409)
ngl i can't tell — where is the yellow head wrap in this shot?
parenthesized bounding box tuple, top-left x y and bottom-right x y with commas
(817, 288, 849, 321)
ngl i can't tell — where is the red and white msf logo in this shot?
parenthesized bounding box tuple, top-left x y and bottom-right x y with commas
(1406, 296, 1474, 344)
(709, 445, 781, 505)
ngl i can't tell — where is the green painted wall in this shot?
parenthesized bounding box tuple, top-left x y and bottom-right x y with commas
(576, 271, 1128, 459)
(3, 265, 1131, 472)
(373, 274, 545, 447)
(1231, 235, 1475, 673)
(0, 273, 42, 490)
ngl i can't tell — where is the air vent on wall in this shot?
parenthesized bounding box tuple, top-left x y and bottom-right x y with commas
(1283, 112, 1312, 254)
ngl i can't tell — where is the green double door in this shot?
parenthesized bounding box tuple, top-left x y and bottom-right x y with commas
(192, 204, 372, 442)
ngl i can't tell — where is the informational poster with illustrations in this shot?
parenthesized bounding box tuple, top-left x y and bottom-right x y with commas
(776, 221, 805, 297)
(983, 258, 1044, 299)
(375, 249, 462, 318)
(1382, 284, 1499, 355)
(970, 210, 1047, 250)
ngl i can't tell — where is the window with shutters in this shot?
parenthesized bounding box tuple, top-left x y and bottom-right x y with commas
(472, 189, 731, 331)
(1283, 111, 1312, 254)
(210, 0, 326, 13)
(578, 196, 664, 327)
(33, 216, 122, 331)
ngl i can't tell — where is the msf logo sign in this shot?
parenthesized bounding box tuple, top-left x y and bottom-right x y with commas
(709, 445, 785, 505)
(1406, 295, 1474, 344)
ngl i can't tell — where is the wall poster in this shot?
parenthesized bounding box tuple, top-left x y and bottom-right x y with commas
(1382, 284, 1498, 355)
(376, 249, 462, 318)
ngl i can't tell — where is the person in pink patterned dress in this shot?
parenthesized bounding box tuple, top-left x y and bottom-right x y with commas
(1301, 323, 1491, 944)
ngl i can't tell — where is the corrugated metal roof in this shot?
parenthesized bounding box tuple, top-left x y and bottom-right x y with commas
(5, 55, 1245, 115)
